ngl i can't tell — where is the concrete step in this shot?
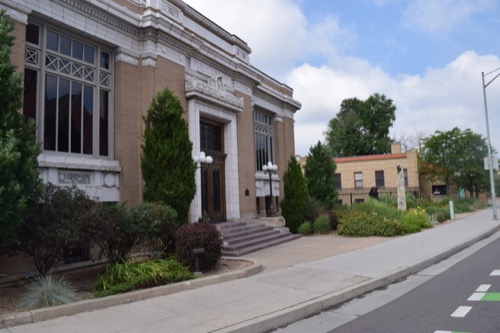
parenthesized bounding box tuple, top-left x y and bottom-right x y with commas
(222, 233, 301, 257)
(218, 219, 300, 257)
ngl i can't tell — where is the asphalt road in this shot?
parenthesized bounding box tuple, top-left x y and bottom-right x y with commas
(272, 232, 500, 333)
(331, 233, 500, 333)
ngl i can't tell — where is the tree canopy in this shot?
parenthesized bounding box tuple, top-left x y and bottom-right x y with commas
(420, 127, 490, 197)
(325, 93, 396, 157)
(141, 88, 196, 224)
(0, 10, 42, 248)
(304, 141, 337, 207)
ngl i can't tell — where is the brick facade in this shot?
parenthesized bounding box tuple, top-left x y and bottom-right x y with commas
(3, 0, 301, 222)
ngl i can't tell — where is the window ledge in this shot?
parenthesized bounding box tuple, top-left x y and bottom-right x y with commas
(37, 153, 121, 172)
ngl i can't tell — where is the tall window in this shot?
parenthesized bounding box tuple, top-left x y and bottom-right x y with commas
(254, 110, 273, 171)
(375, 170, 385, 187)
(354, 172, 363, 189)
(335, 173, 342, 189)
(23, 23, 113, 157)
(404, 168, 408, 186)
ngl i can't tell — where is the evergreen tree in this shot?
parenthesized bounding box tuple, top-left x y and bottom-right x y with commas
(0, 11, 42, 248)
(304, 141, 337, 207)
(280, 155, 309, 233)
(141, 88, 196, 224)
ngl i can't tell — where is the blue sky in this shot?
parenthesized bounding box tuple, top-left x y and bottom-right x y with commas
(183, 0, 500, 156)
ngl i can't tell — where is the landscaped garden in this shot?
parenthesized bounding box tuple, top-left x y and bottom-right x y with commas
(1, 183, 227, 314)
(297, 194, 488, 237)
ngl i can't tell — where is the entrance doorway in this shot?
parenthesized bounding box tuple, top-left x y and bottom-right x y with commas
(200, 121, 226, 223)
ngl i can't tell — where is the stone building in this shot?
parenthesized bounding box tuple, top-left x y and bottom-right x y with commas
(2, 0, 301, 223)
(334, 144, 420, 205)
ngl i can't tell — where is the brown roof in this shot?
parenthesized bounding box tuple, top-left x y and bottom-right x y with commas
(335, 153, 407, 163)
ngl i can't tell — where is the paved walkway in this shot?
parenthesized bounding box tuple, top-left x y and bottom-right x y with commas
(2, 208, 499, 333)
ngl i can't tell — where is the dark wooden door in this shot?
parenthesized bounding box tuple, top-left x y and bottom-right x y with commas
(200, 121, 226, 223)
(201, 154, 226, 223)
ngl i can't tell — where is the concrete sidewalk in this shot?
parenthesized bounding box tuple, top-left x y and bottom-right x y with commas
(2, 208, 499, 333)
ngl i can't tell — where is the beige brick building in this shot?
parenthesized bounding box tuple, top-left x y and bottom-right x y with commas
(334, 144, 420, 205)
(3, 0, 301, 223)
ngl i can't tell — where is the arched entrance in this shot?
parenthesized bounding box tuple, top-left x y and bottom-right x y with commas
(200, 121, 226, 223)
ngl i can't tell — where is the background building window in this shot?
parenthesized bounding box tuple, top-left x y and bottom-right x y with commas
(404, 169, 409, 186)
(23, 24, 113, 158)
(335, 173, 342, 189)
(432, 185, 447, 195)
(375, 170, 385, 187)
(354, 172, 363, 189)
(254, 110, 273, 171)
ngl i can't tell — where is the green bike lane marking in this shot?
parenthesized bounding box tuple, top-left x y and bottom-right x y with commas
(468, 292, 500, 301)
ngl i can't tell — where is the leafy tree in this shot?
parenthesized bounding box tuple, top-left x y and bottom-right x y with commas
(141, 88, 196, 225)
(14, 184, 93, 276)
(0, 10, 42, 248)
(325, 93, 396, 157)
(420, 127, 490, 197)
(304, 141, 337, 207)
(280, 155, 310, 233)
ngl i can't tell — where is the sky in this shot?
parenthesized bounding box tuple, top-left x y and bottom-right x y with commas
(183, 0, 500, 156)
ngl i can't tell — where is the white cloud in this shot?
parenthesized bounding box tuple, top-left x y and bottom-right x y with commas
(291, 51, 500, 155)
(402, 0, 496, 36)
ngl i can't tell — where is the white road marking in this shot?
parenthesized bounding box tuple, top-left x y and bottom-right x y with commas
(451, 306, 472, 317)
(476, 284, 491, 292)
(468, 292, 485, 301)
(490, 270, 500, 276)
(434, 331, 453, 333)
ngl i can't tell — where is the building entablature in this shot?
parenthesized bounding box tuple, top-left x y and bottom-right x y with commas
(185, 75, 244, 113)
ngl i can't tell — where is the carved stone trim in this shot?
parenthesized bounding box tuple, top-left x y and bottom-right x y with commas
(58, 171, 91, 185)
(185, 76, 244, 111)
(0, 3, 29, 24)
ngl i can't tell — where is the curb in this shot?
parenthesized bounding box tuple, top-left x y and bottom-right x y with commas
(0, 259, 262, 329)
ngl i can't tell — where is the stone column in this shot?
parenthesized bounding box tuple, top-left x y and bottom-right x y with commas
(397, 164, 407, 211)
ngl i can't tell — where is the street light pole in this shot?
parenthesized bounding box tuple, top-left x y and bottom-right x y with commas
(263, 161, 278, 216)
(481, 69, 500, 220)
(194, 151, 213, 222)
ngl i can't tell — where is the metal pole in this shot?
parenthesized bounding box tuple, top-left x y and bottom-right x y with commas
(269, 171, 273, 213)
(482, 71, 497, 220)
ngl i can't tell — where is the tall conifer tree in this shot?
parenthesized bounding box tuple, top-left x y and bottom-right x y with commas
(280, 155, 309, 233)
(141, 88, 196, 224)
(304, 141, 337, 207)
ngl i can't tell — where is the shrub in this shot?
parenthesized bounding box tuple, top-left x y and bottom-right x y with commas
(313, 215, 332, 234)
(337, 211, 403, 237)
(129, 202, 179, 255)
(454, 200, 473, 213)
(425, 206, 450, 223)
(297, 222, 312, 235)
(93, 258, 194, 297)
(327, 210, 339, 231)
(350, 198, 402, 221)
(400, 208, 431, 233)
(18, 275, 80, 310)
(14, 183, 93, 275)
(87, 202, 143, 265)
(175, 221, 222, 271)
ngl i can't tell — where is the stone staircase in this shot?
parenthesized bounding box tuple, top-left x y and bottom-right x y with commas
(216, 219, 301, 257)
